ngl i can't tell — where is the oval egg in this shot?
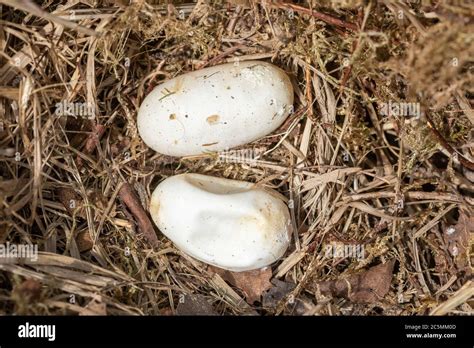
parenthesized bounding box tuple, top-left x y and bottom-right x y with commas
(137, 61, 294, 156)
(150, 173, 292, 272)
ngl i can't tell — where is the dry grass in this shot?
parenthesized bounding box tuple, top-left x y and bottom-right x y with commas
(0, 0, 473, 315)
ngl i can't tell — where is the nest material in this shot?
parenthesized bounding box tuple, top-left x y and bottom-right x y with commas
(0, 0, 473, 315)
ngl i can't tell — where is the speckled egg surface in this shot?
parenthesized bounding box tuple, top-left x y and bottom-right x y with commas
(137, 61, 294, 157)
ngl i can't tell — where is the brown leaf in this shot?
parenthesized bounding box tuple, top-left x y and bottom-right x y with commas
(176, 294, 217, 316)
(314, 260, 395, 303)
(209, 266, 272, 304)
(13, 278, 42, 303)
(76, 123, 105, 168)
(0, 223, 9, 243)
(263, 279, 295, 309)
(57, 188, 107, 222)
(444, 210, 472, 271)
(226, 0, 251, 7)
(57, 187, 84, 217)
(159, 307, 174, 316)
(0, 179, 29, 198)
(428, 231, 449, 275)
(76, 230, 93, 252)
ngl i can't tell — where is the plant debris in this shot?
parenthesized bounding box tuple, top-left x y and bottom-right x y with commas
(313, 260, 396, 304)
(176, 294, 217, 316)
(262, 279, 296, 309)
(209, 266, 273, 304)
(0, 0, 472, 316)
(444, 210, 472, 270)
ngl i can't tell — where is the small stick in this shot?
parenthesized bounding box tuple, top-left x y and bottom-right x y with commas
(197, 44, 245, 69)
(76, 123, 105, 169)
(226, 5, 242, 34)
(271, 1, 358, 32)
(119, 182, 160, 248)
(84, 124, 105, 155)
(425, 111, 474, 171)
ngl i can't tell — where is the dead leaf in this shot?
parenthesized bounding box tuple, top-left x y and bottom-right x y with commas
(314, 260, 395, 303)
(444, 210, 472, 271)
(0, 179, 29, 198)
(76, 230, 93, 252)
(427, 231, 450, 276)
(176, 294, 217, 315)
(226, 0, 251, 7)
(57, 187, 84, 217)
(13, 278, 42, 303)
(263, 279, 295, 309)
(209, 266, 272, 304)
(0, 223, 9, 243)
(159, 307, 174, 316)
(293, 296, 319, 315)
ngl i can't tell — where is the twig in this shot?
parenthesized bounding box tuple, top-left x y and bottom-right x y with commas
(197, 44, 245, 69)
(76, 123, 105, 169)
(425, 111, 474, 171)
(344, 191, 462, 203)
(119, 182, 159, 248)
(430, 281, 474, 315)
(271, 1, 358, 32)
(84, 124, 105, 155)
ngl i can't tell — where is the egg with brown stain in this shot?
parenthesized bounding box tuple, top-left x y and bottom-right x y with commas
(137, 61, 294, 157)
(150, 173, 292, 271)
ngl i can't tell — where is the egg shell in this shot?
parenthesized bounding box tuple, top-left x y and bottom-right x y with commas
(150, 173, 292, 272)
(137, 61, 293, 156)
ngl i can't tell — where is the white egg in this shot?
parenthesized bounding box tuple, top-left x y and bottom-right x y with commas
(150, 173, 292, 272)
(137, 61, 293, 157)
